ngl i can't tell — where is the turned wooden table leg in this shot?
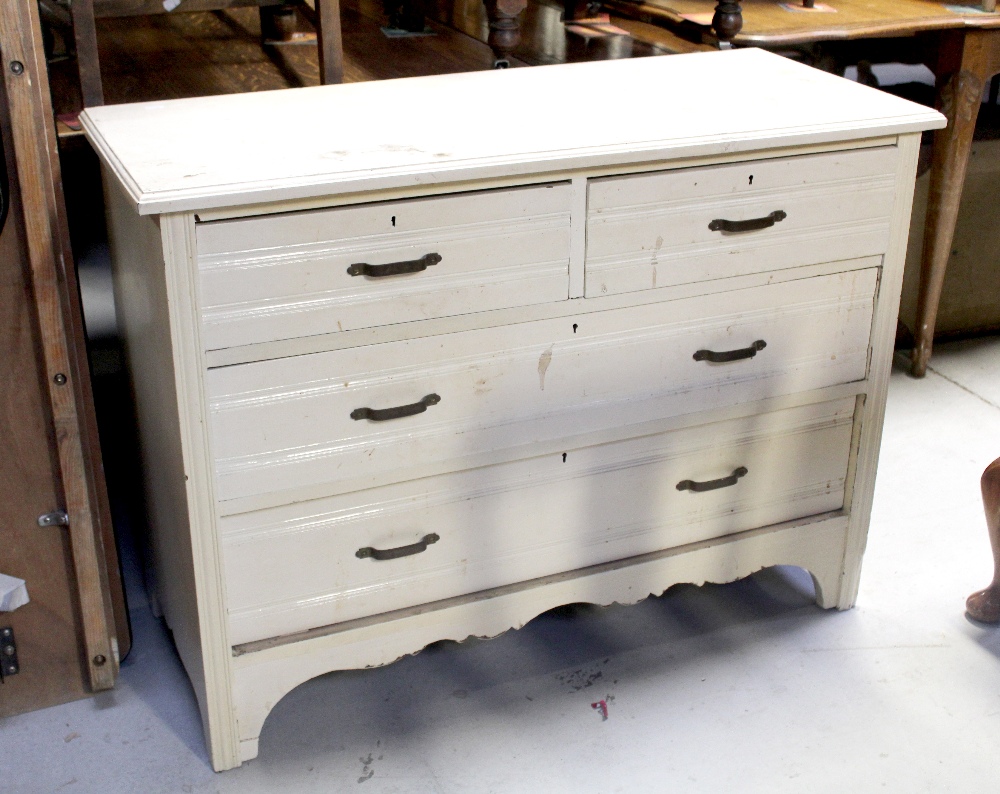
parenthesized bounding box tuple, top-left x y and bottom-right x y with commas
(316, 0, 344, 84)
(912, 30, 1000, 377)
(966, 457, 1000, 622)
(483, 0, 527, 68)
(712, 0, 742, 46)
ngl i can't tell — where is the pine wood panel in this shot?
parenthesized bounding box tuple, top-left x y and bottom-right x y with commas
(0, 0, 128, 710)
(0, 98, 89, 717)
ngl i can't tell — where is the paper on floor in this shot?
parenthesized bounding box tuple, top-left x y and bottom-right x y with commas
(0, 573, 29, 612)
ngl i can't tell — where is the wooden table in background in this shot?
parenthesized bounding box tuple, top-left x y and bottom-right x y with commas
(605, 0, 1000, 376)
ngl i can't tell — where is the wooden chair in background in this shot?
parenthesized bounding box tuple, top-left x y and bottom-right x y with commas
(66, 0, 345, 108)
(967, 457, 1000, 622)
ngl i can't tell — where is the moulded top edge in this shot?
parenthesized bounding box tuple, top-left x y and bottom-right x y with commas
(80, 49, 945, 217)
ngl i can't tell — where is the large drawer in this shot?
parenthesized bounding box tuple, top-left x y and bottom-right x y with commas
(221, 397, 856, 646)
(585, 146, 898, 298)
(196, 183, 572, 349)
(206, 268, 877, 506)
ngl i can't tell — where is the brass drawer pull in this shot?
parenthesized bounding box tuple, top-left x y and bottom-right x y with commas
(357, 533, 440, 561)
(677, 466, 748, 493)
(351, 393, 441, 422)
(347, 252, 442, 278)
(708, 210, 786, 233)
(693, 339, 766, 363)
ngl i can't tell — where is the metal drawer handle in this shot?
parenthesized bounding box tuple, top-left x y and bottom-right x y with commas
(677, 466, 748, 493)
(347, 252, 442, 278)
(693, 339, 766, 363)
(351, 393, 440, 422)
(356, 533, 440, 561)
(708, 210, 786, 233)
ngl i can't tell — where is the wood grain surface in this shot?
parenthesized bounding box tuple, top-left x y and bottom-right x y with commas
(608, 0, 1000, 45)
(0, 0, 127, 697)
(0, 87, 91, 717)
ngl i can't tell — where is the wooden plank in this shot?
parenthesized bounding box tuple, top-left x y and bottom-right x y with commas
(70, 0, 105, 106)
(316, 0, 345, 83)
(0, 82, 90, 717)
(94, 0, 274, 16)
(0, 0, 120, 690)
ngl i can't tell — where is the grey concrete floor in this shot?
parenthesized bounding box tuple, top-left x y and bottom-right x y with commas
(4, 336, 1000, 793)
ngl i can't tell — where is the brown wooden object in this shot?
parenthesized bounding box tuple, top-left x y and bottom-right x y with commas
(0, 0, 128, 705)
(69, 0, 345, 109)
(966, 456, 1000, 622)
(483, 0, 528, 66)
(912, 30, 1000, 376)
(600, 0, 1000, 376)
(69, 0, 105, 107)
(713, 0, 742, 43)
(311, 0, 345, 84)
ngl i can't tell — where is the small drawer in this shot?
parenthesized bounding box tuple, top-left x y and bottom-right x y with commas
(585, 146, 898, 298)
(205, 268, 876, 507)
(195, 183, 572, 349)
(221, 397, 856, 646)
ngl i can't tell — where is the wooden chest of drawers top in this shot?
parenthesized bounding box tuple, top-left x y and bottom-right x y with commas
(80, 48, 942, 217)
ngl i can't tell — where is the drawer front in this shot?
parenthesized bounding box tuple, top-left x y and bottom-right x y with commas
(222, 398, 856, 646)
(585, 146, 898, 298)
(206, 268, 876, 506)
(196, 184, 572, 349)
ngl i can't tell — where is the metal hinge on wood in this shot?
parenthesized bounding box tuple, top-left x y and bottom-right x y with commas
(0, 627, 19, 681)
(37, 511, 69, 527)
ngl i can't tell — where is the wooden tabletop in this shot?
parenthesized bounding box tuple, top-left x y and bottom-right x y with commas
(610, 0, 1000, 45)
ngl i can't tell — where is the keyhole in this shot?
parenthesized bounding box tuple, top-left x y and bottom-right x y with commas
(572, 323, 579, 334)
(391, 216, 396, 227)
(562, 453, 568, 462)
(748, 175, 753, 185)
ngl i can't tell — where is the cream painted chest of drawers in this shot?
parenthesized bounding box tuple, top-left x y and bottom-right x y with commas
(82, 49, 943, 771)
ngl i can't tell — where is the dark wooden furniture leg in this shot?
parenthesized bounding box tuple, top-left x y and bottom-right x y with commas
(713, 0, 742, 45)
(68, 0, 103, 106)
(483, 0, 527, 68)
(260, 4, 299, 42)
(966, 457, 1000, 622)
(295, 0, 344, 84)
(316, 0, 344, 84)
(912, 30, 1000, 377)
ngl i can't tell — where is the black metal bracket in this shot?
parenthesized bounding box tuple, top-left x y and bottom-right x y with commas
(1, 627, 19, 681)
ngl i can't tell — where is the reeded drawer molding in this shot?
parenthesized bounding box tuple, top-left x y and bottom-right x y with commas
(203, 256, 885, 369)
(221, 397, 855, 645)
(586, 146, 897, 298)
(206, 268, 877, 507)
(196, 183, 572, 349)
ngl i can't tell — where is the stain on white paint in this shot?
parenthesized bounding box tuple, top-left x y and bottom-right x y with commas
(537, 346, 553, 390)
